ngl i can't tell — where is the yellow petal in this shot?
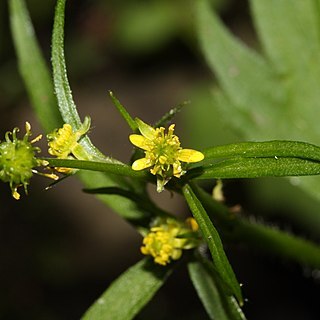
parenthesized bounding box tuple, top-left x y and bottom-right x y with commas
(135, 118, 156, 140)
(177, 149, 204, 163)
(129, 134, 152, 150)
(185, 217, 199, 232)
(132, 158, 152, 171)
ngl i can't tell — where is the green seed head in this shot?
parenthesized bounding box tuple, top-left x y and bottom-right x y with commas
(0, 122, 41, 199)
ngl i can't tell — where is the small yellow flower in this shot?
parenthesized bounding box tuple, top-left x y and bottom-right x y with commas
(47, 117, 91, 173)
(141, 217, 199, 266)
(129, 118, 204, 192)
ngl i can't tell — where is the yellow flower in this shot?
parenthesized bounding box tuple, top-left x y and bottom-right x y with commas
(141, 217, 199, 266)
(129, 118, 204, 192)
(47, 117, 91, 173)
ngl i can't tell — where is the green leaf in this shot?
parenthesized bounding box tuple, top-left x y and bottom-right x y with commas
(153, 101, 188, 128)
(109, 91, 137, 131)
(82, 258, 173, 320)
(247, 0, 320, 143)
(197, 157, 320, 180)
(196, 0, 284, 128)
(182, 183, 243, 304)
(78, 171, 150, 222)
(188, 258, 246, 320)
(250, 0, 320, 73)
(9, 0, 62, 132)
(51, 0, 80, 127)
(52, 0, 111, 162)
(202, 140, 320, 162)
(197, 0, 320, 203)
(83, 186, 172, 224)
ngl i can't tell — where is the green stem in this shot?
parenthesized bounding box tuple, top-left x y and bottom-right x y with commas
(195, 185, 320, 268)
(44, 158, 150, 179)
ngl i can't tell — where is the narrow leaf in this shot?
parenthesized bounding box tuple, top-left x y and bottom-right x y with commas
(250, 0, 320, 72)
(202, 140, 320, 162)
(182, 183, 243, 304)
(197, 0, 320, 204)
(9, 0, 62, 132)
(82, 258, 173, 320)
(196, 0, 283, 116)
(188, 258, 246, 320)
(197, 157, 320, 180)
(109, 91, 137, 131)
(52, 0, 80, 127)
(153, 101, 188, 128)
(52, 0, 109, 161)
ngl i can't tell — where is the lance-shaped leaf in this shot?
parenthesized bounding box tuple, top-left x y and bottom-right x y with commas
(197, 0, 320, 204)
(196, 157, 320, 180)
(82, 258, 173, 320)
(109, 91, 137, 131)
(188, 258, 246, 320)
(9, 0, 62, 132)
(196, 0, 284, 128)
(250, 0, 320, 74)
(52, 0, 112, 162)
(153, 101, 188, 128)
(202, 140, 320, 163)
(182, 183, 243, 304)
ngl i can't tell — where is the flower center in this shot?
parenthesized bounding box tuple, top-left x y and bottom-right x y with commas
(140, 218, 199, 265)
(146, 125, 183, 177)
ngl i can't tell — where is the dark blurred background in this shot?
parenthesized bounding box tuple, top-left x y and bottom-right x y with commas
(1, 0, 319, 319)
